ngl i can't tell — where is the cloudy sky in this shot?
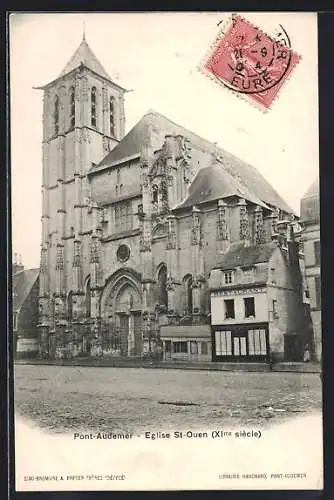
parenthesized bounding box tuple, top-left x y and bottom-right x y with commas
(10, 12, 319, 268)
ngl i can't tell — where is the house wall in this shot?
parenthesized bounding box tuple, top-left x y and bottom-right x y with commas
(16, 278, 40, 358)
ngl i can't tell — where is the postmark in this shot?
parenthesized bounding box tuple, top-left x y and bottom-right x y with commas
(200, 15, 301, 109)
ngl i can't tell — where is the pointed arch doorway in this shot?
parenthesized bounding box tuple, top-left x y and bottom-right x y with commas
(101, 269, 143, 357)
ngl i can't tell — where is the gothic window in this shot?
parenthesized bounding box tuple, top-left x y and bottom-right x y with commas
(86, 279, 91, 318)
(70, 86, 75, 129)
(157, 264, 168, 309)
(67, 292, 73, 322)
(114, 201, 132, 232)
(116, 168, 121, 185)
(54, 95, 59, 136)
(110, 96, 115, 136)
(152, 185, 158, 204)
(184, 275, 193, 315)
(91, 86, 97, 127)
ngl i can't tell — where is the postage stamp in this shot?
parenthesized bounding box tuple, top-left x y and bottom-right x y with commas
(200, 14, 301, 109)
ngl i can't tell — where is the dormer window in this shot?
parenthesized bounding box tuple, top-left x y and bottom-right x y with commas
(54, 95, 59, 135)
(70, 86, 75, 129)
(110, 96, 115, 136)
(224, 271, 233, 285)
(91, 86, 97, 127)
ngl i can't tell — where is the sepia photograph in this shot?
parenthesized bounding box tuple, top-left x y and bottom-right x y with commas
(10, 11, 322, 491)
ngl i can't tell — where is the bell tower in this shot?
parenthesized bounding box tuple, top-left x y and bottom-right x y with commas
(37, 32, 127, 357)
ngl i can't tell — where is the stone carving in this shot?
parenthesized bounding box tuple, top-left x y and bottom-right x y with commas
(141, 172, 149, 189)
(55, 245, 64, 270)
(75, 128, 92, 144)
(40, 247, 48, 273)
(73, 241, 81, 268)
(192, 210, 201, 245)
(90, 237, 100, 263)
(167, 217, 177, 250)
(217, 201, 229, 240)
(254, 206, 266, 245)
(102, 136, 111, 151)
(166, 275, 175, 291)
(239, 202, 250, 240)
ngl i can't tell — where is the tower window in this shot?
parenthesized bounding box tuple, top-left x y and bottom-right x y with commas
(184, 275, 193, 315)
(110, 96, 115, 136)
(157, 264, 168, 309)
(91, 86, 97, 127)
(54, 95, 59, 136)
(70, 86, 75, 129)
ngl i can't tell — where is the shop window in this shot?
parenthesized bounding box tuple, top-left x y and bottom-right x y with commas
(224, 271, 233, 284)
(248, 329, 267, 355)
(173, 341, 188, 353)
(215, 330, 232, 355)
(244, 297, 255, 318)
(314, 240, 321, 266)
(165, 340, 171, 352)
(201, 341, 208, 355)
(224, 299, 235, 319)
(190, 341, 198, 355)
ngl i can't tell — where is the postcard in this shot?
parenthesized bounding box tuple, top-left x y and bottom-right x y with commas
(10, 11, 322, 491)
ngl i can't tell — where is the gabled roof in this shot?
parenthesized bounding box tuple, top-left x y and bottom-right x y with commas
(300, 177, 320, 223)
(12, 268, 39, 312)
(58, 36, 112, 82)
(92, 110, 293, 213)
(213, 242, 277, 270)
(174, 163, 270, 210)
(302, 178, 319, 199)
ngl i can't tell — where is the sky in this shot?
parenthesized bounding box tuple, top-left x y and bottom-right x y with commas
(10, 12, 319, 269)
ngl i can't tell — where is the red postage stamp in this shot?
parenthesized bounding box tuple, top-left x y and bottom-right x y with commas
(201, 15, 301, 109)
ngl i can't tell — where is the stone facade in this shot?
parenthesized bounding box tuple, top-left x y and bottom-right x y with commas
(37, 36, 300, 361)
(300, 178, 321, 362)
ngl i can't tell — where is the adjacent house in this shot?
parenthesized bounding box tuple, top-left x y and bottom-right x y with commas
(209, 230, 307, 363)
(300, 178, 321, 361)
(13, 256, 40, 358)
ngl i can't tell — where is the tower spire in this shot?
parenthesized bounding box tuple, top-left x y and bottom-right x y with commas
(82, 21, 86, 41)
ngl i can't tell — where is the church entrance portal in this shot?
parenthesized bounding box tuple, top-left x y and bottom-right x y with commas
(101, 271, 143, 357)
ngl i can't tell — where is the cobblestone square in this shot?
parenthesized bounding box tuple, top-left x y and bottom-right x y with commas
(14, 365, 322, 435)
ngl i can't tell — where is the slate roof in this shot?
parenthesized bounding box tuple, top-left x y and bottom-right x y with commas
(175, 163, 270, 210)
(92, 110, 293, 213)
(57, 37, 112, 81)
(300, 178, 320, 223)
(213, 242, 277, 270)
(12, 269, 39, 312)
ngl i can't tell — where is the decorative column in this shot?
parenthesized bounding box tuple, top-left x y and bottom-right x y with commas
(89, 202, 103, 356)
(140, 132, 156, 353)
(166, 215, 179, 319)
(239, 198, 250, 244)
(165, 135, 177, 209)
(253, 205, 266, 245)
(191, 206, 204, 316)
(216, 199, 230, 254)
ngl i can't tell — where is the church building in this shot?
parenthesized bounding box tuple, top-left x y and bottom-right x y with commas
(36, 34, 304, 361)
